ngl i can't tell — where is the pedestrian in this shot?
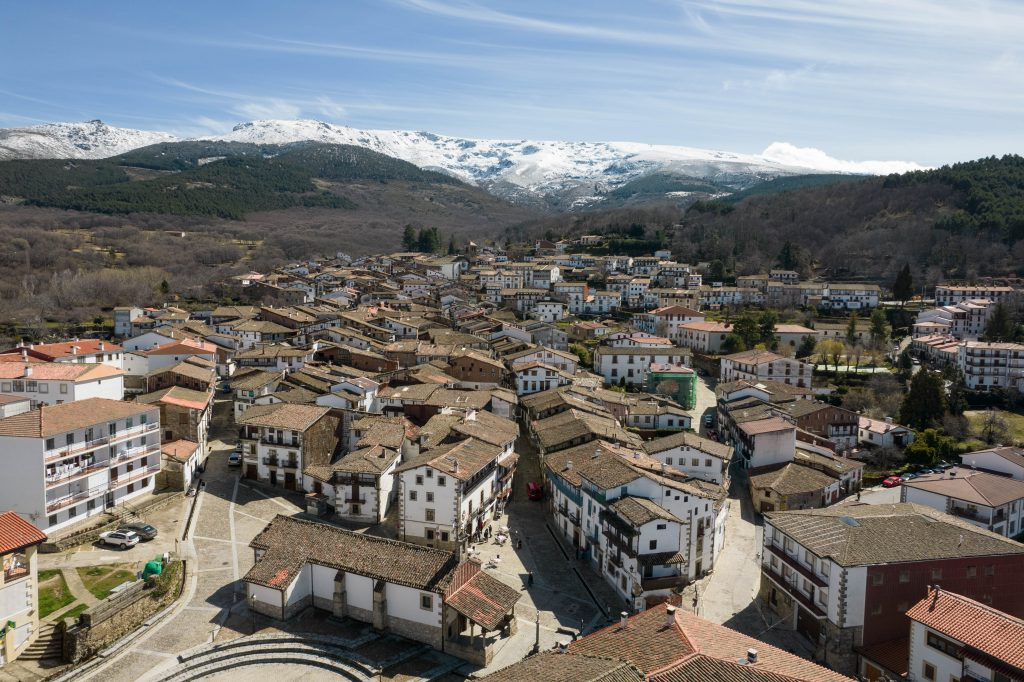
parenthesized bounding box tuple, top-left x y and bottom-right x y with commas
(527, 571, 534, 587)
(517, 538, 523, 550)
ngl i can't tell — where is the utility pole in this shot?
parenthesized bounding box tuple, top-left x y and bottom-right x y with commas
(531, 612, 540, 654)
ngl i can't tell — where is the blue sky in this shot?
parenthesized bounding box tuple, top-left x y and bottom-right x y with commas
(2, 0, 1022, 166)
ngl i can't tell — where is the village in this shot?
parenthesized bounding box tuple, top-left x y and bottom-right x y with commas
(0, 239, 1022, 682)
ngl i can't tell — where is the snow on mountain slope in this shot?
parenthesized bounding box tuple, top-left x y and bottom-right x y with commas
(0, 120, 178, 161)
(0, 118, 926, 207)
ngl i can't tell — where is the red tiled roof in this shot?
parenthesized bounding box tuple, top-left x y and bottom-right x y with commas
(567, 604, 852, 681)
(0, 340, 122, 360)
(855, 638, 908, 677)
(0, 511, 47, 553)
(906, 587, 1024, 670)
(445, 568, 521, 630)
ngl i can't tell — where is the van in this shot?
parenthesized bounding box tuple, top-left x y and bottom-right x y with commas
(527, 482, 543, 501)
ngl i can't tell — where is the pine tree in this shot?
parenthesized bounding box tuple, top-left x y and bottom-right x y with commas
(402, 224, 417, 251)
(795, 335, 817, 359)
(892, 263, 913, 305)
(869, 308, 889, 345)
(447, 235, 457, 255)
(846, 313, 859, 346)
(899, 369, 947, 430)
(983, 302, 1013, 341)
(417, 227, 440, 253)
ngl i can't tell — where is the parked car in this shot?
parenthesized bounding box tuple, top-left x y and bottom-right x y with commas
(527, 481, 544, 501)
(881, 475, 903, 488)
(703, 414, 715, 427)
(99, 530, 140, 549)
(117, 522, 157, 540)
(228, 451, 242, 467)
(900, 473, 916, 482)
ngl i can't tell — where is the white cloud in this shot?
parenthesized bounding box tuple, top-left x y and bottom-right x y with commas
(313, 96, 346, 119)
(760, 142, 928, 175)
(232, 99, 302, 120)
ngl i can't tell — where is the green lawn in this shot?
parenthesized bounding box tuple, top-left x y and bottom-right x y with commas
(38, 569, 76, 618)
(62, 602, 90, 620)
(965, 409, 1024, 444)
(76, 564, 138, 600)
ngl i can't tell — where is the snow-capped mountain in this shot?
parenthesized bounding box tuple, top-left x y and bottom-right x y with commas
(0, 118, 926, 207)
(0, 120, 177, 161)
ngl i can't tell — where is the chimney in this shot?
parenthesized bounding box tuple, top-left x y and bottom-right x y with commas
(70, 345, 78, 355)
(884, 416, 893, 424)
(592, 448, 601, 459)
(618, 611, 628, 629)
(99, 341, 105, 351)
(665, 604, 676, 627)
(23, 365, 32, 378)
(453, 458, 460, 474)
(20, 349, 27, 361)
(747, 648, 758, 664)
(565, 460, 573, 471)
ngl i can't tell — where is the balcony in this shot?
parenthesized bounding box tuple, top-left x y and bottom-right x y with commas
(46, 483, 107, 513)
(761, 562, 827, 619)
(110, 464, 160, 488)
(45, 423, 159, 462)
(608, 553, 624, 570)
(603, 528, 638, 558)
(262, 457, 298, 469)
(345, 496, 366, 504)
(567, 510, 581, 526)
(765, 545, 828, 589)
(949, 506, 1002, 525)
(110, 443, 161, 466)
(261, 437, 300, 447)
(641, 575, 683, 592)
(45, 461, 109, 489)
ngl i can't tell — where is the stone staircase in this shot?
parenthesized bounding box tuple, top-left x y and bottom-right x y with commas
(19, 623, 63, 662)
(152, 632, 459, 682)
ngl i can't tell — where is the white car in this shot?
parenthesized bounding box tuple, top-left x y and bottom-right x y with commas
(99, 530, 140, 549)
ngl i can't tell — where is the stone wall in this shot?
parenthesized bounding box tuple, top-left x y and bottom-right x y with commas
(63, 560, 186, 663)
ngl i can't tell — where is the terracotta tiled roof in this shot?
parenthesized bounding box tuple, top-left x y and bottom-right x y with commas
(765, 503, 1024, 566)
(445, 568, 521, 630)
(749, 462, 836, 497)
(0, 362, 122, 381)
(0, 398, 157, 438)
(236, 403, 332, 432)
(854, 638, 908, 677)
(0, 511, 47, 553)
(161, 439, 200, 463)
(396, 438, 502, 481)
(137, 386, 212, 411)
(738, 417, 794, 436)
(0, 340, 122, 360)
(644, 431, 732, 460)
(245, 515, 458, 592)
(609, 497, 682, 526)
(907, 587, 1024, 670)
(485, 652, 644, 682)
(566, 604, 852, 681)
(903, 468, 1024, 507)
(963, 446, 1024, 469)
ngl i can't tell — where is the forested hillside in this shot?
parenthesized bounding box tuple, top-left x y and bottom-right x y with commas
(0, 141, 460, 219)
(513, 155, 1024, 287)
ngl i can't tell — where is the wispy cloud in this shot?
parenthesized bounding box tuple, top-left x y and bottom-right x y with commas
(233, 99, 302, 120)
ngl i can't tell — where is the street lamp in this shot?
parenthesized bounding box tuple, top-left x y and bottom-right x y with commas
(249, 593, 256, 634)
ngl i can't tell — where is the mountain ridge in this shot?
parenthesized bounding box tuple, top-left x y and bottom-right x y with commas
(0, 118, 926, 209)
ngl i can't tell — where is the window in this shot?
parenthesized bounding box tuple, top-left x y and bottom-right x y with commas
(425, 529, 435, 540)
(441, 531, 449, 542)
(46, 438, 55, 450)
(0, 382, 9, 392)
(48, 515, 56, 527)
(966, 565, 976, 578)
(926, 632, 962, 660)
(705, 459, 712, 467)
(409, 491, 418, 501)
(426, 469, 433, 478)
(818, 588, 828, 606)
(899, 570, 910, 583)
(665, 457, 673, 465)
(126, 418, 133, 429)
(108, 422, 117, 436)
(656, 523, 666, 530)
(871, 573, 883, 586)
(140, 413, 147, 424)
(649, 540, 657, 550)
(425, 509, 435, 522)
(438, 476, 446, 487)
(985, 564, 995, 576)
(426, 492, 434, 503)
(415, 475, 423, 485)
(419, 593, 434, 611)
(820, 560, 830, 576)
(871, 603, 882, 615)
(931, 568, 942, 580)
(39, 383, 48, 394)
